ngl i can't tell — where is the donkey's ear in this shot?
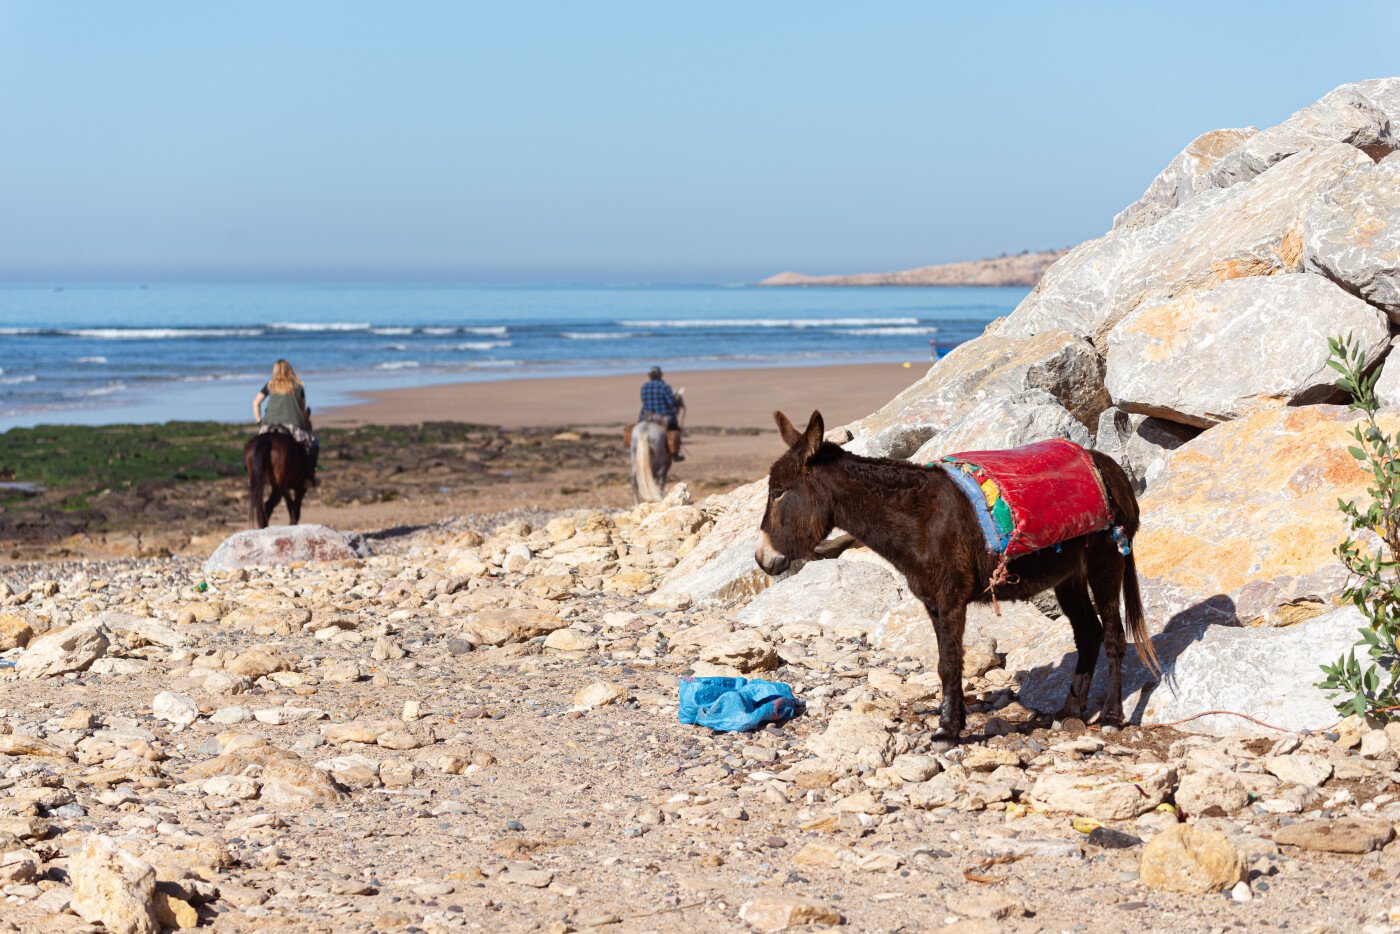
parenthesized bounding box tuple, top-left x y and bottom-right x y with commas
(802, 410, 825, 460)
(775, 410, 802, 448)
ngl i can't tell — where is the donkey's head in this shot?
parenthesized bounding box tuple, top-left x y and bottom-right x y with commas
(755, 409, 835, 576)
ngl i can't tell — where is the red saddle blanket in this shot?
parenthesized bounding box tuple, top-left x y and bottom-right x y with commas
(938, 438, 1113, 559)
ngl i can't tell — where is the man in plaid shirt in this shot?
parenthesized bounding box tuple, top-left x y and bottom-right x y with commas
(639, 366, 685, 460)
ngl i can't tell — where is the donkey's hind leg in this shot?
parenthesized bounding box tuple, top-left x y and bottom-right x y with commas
(1087, 542, 1127, 726)
(1054, 577, 1103, 722)
(288, 488, 305, 526)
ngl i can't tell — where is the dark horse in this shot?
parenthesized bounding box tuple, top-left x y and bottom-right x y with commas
(244, 430, 313, 529)
(755, 410, 1159, 745)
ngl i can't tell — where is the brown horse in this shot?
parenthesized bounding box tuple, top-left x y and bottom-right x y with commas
(244, 431, 312, 529)
(755, 410, 1158, 746)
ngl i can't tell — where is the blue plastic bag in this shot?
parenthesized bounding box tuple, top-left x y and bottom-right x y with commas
(678, 676, 797, 732)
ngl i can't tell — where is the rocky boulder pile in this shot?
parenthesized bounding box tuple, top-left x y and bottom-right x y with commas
(660, 77, 1400, 736)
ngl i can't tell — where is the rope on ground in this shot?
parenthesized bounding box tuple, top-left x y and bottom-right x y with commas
(1154, 703, 1400, 736)
(1151, 709, 1302, 733)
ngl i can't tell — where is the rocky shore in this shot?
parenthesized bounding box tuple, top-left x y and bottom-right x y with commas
(5, 77, 1400, 932)
(2, 491, 1399, 933)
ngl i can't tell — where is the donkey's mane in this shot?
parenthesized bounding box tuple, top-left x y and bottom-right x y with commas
(821, 443, 942, 496)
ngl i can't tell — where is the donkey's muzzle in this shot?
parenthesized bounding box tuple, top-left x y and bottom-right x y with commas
(755, 531, 791, 577)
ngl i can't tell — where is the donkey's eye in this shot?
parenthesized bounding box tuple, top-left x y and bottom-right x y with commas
(772, 490, 786, 502)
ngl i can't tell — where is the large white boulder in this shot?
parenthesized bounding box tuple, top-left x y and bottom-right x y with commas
(1132, 405, 1393, 629)
(1206, 81, 1397, 188)
(1113, 127, 1257, 231)
(848, 329, 1106, 459)
(1304, 152, 1400, 319)
(909, 389, 1092, 463)
(998, 142, 1372, 344)
(1017, 605, 1370, 736)
(1092, 407, 1199, 495)
(1105, 273, 1390, 428)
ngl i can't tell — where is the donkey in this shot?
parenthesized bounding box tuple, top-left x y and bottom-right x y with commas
(754, 410, 1158, 745)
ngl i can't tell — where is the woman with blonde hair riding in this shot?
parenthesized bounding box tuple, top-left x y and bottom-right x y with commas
(252, 359, 319, 484)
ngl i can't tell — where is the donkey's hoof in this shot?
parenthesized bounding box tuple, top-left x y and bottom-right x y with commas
(928, 728, 960, 752)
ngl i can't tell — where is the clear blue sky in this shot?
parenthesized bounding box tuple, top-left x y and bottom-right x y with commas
(1, 1, 1397, 283)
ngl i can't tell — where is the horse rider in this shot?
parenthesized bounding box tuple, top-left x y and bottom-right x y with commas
(252, 358, 320, 484)
(640, 365, 684, 461)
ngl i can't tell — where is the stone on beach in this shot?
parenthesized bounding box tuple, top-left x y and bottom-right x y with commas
(738, 894, 843, 931)
(69, 835, 160, 934)
(204, 524, 369, 572)
(15, 622, 109, 679)
(1139, 824, 1248, 895)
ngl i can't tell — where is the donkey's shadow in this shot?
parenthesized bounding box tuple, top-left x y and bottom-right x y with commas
(1017, 594, 1237, 724)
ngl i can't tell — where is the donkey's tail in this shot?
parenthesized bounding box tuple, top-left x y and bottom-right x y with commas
(1090, 449, 1160, 677)
(1122, 550, 1160, 677)
(246, 435, 270, 528)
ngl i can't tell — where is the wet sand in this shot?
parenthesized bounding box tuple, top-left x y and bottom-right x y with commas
(317, 362, 926, 430)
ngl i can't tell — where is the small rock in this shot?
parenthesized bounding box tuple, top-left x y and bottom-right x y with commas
(1262, 754, 1332, 788)
(891, 753, 941, 783)
(152, 691, 199, 727)
(1139, 824, 1247, 895)
(1175, 769, 1249, 815)
(1273, 818, 1395, 854)
(70, 834, 159, 934)
(945, 889, 1023, 920)
(738, 894, 843, 931)
(16, 624, 109, 679)
(573, 681, 626, 709)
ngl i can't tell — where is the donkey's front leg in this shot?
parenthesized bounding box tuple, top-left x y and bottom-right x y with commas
(925, 599, 967, 746)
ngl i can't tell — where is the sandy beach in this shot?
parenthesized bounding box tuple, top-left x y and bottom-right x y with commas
(318, 362, 926, 430)
(1, 364, 927, 564)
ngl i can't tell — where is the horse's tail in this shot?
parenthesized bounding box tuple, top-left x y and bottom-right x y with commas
(1090, 449, 1160, 677)
(246, 434, 271, 528)
(631, 422, 664, 503)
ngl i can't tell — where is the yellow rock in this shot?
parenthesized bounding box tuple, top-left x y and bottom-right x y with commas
(1137, 406, 1399, 627)
(1140, 824, 1247, 894)
(0, 612, 35, 651)
(153, 891, 198, 929)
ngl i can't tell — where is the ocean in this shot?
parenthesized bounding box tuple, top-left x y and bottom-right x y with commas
(0, 283, 1025, 429)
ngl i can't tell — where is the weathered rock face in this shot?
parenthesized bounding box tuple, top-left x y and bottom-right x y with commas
(1376, 339, 1400, 407)
(1104, 274, 1389, 428)
(16, 623, 109, 679)
(1018, 605, 1370, 735)
(654, 480, 769, 608)
(998, 143, 1371, 344)
(1304, 152, 1400, 319)
(1114, 127, 1257, 232)
(910, 389, 1092, 461)
(1207, 82, 1397, 188)
(737, 558, 908, 638)
(205, 524, 369, 572)
(1092, 407, 1199, 494)
(69, 835, 160, 934)
(1134, 405, 1385, 627)
(847, 329, 1107, 459)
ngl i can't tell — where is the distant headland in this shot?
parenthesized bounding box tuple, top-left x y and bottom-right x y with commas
(758, 247, 1069, 287)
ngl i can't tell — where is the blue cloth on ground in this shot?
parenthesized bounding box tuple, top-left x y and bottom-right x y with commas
(678, 676, 797, 732)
